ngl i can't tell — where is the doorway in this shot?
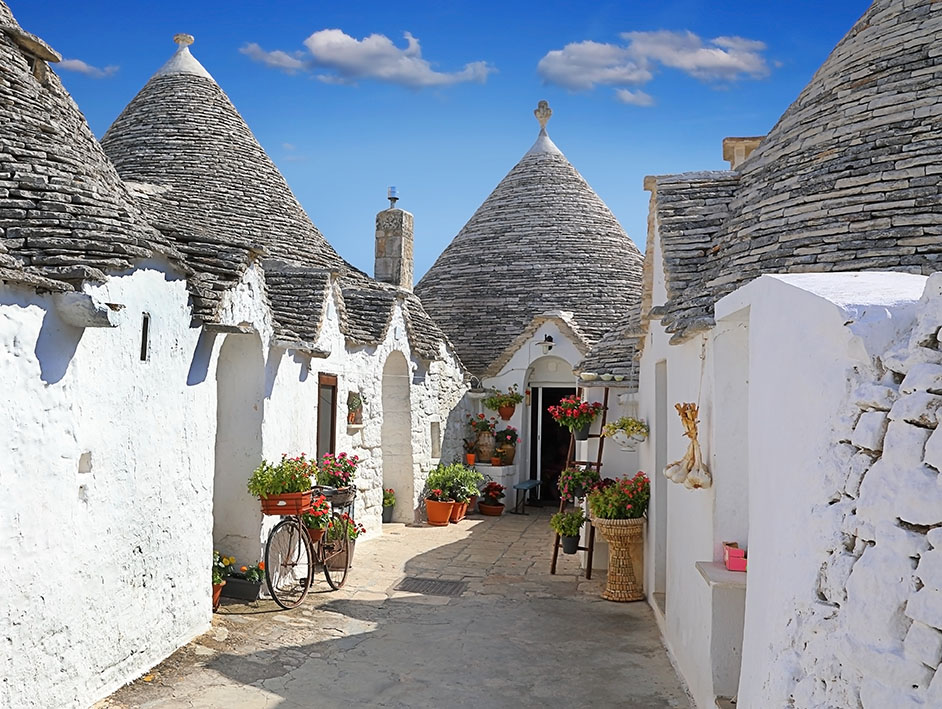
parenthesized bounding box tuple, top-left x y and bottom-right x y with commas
(381, 351, 415, 522)
(528, 386, 576, 502)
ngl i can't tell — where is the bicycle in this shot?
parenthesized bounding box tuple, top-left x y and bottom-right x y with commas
(264, 485, 356, 609)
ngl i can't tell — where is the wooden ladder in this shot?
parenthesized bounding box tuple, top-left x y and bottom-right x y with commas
(550, 386, 609, 578)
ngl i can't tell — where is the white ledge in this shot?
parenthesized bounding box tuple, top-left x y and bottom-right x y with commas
(696, 561, 746, 589)
(54, 292, 120, 328)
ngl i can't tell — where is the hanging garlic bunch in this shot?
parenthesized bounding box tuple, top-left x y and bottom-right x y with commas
(663, 402, 712, 489)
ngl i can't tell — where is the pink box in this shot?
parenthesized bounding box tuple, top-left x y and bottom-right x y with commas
(723, 542, 747, 572)
(727, 556, 747, 572)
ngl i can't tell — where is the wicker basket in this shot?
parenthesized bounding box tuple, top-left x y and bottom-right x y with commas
(590, 516, 645, 602)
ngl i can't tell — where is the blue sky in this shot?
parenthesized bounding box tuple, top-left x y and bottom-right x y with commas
(13, 1, 870, 279)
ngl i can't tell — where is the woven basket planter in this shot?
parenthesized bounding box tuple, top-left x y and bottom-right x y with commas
(590, 516, 645, 602)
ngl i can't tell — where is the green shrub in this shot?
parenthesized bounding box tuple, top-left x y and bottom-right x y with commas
(550, 508, 586, 537)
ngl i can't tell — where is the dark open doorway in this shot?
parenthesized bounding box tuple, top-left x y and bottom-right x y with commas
(529, 386, 576, 502)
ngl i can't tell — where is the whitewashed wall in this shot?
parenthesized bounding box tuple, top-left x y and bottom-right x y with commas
(0, 260, 468, 709)
(723, 272, 942, 709)
(638, 215, 718, 708)
(1, 265, 216, 709)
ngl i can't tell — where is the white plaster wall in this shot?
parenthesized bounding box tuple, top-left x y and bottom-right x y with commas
(1, 266, 216, 709)
(723, 272, 938, 709)
(638, 216, 718, 709)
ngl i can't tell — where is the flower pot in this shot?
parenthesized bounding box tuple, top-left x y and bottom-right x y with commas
(498, 443, 516, 465)
(591, 516, 645, 602)
(382, 505, 394, 523)
(260, 490, 312, 516)
(561, 535, 580, 554)
(475, 431, 496, 460)
(467, 495, 478, 514)
(465, 453, 476, 465)
(498, 404, 515, 420)
(426, 499, 455, 526)
(212, 581, 225, 611)
(478, 502, 504, 517)
(574, 423, 590, 441)
(306, 527, 325, 544)
(490, 456, 502, 466)
(326, 539, 355, 570)
(220, 577, 261, 601)
(612, 430, 646, 452)
(449, 501, 469, 523)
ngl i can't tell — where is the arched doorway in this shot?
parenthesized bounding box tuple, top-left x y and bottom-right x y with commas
(525, 355, 577, 501)
(213, 333, 265, 564)
(381, 351, 415, 523)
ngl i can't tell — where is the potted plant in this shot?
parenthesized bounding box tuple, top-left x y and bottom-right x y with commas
(495, 426, 518, 464)
(588, 472, 651, 602)
(247, 454, 315, 515)
(212, 551, 232, 611)
(447, 463, 484, 522)
(382, 488, 396, 523)
(548, 395, 604, 440)
(424, 486, 454, 526)
(300, 494, 332, 542)
(550, 508, 586, 554)
(221, 561, 266, 601)
(557, 466, 601, 501)
(467, 414, 498, 460)
(347, 392, 364, 425)
(601, 417, 649, 451)
(483, 384, 524, 420)
(462, 437, 477, 466)
(315, 452, 359, 505)
(325, 513, 366, 569)
(478, 481, 506, 516)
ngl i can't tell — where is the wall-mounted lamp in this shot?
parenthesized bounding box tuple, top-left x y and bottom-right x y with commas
(538, 334, 554, 355)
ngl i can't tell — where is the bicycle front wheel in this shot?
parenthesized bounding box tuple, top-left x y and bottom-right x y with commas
(265, 518, 313, 609)
(322, 512, 350, 590)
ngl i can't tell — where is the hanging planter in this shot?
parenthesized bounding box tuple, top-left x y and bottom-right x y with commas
(603, 418, 649, 452)
(574, 422, 590, 441)
(548, 395, 603, 441)
(561, 535, 580, 554)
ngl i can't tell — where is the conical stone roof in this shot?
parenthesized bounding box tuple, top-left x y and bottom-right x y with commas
(101, 35, 455, 362)
(415, 102, 644, 376)
(0, 1, 180, 287)
(658, 0, 942, 341)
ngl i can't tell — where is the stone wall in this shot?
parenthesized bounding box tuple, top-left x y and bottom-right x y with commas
(758, 274, 942, 707)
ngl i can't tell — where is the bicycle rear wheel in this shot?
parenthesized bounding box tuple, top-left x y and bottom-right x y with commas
(322, 512, 350, 590)
(265, 517, 312, 609)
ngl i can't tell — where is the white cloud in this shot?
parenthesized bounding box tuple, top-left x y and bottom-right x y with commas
(615, 88, 654, 106)
(538, 29, 769, 105)
(58, 58, 118, 79)
(242, 29, 494, 89)
(240, 43, 306, 73)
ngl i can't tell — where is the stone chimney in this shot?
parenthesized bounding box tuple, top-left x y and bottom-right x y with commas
(722, 136, 763, 170)
(374, 187, 414, 291)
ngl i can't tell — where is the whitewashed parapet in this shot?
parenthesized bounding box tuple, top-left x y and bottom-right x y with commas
(788, 273, 942, 707)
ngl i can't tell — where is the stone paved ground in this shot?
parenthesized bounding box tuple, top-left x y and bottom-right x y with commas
(97, 507, 690, 708)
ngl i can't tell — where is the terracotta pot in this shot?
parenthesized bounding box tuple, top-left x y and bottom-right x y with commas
(478, 502, 504, 517)
(306, 527, 325, 544)
(259, 490, 312, 516)
(490, 456, 502, 466)
(591, 516, 645, 602)
(498, 404, 515, 420)
(475, 431, 496, 460)
(382, 505, 394, 523)
(467, 495, 478, 514)
(450, 501, 468, 523)
(498, 443, 516, 465)
(465, 453, 476, 465)
(561, 535, 580, 554)
(212, 582, 225, 611)
(426, 499, 455, 526)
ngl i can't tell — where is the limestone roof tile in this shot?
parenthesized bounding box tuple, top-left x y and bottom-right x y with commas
(415, 109, 644, 376)
(656, 0, 942, 342)
(0, 2, 183, 289)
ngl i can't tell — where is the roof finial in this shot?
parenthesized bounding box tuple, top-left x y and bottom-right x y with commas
(173, 33, 194, 48)
(534, 100, 552, 131)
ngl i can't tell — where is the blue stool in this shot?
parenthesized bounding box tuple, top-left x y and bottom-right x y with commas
(510, 479, 541, 514)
